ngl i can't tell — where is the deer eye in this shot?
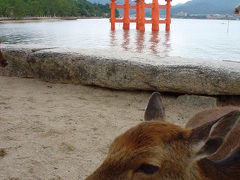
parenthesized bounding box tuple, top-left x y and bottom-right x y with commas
(136, 164, 159, 175)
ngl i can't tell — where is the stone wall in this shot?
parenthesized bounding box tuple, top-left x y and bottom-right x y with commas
(1, 46, 240, 95)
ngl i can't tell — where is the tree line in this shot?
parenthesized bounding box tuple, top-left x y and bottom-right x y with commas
(0, 0, 119, 19)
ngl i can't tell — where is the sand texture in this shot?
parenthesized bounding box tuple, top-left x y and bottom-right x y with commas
(0, 76, 238, 179)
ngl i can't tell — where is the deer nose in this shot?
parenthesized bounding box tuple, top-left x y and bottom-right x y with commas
(1, 59, 8, 67)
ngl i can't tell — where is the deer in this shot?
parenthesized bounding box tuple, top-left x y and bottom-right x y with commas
(86, 92, 240, 180)
(0, 39, 8, 67)
(186, 106, 240, 161)
(235, 4, 240, 14)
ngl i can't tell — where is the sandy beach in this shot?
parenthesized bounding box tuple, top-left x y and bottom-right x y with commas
(0, 76, 239, 179)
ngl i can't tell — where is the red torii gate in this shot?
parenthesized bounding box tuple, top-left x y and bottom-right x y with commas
(110, 0, 172, 32)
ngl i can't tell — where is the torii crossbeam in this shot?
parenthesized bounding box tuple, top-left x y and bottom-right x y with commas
(110, 0, 172, 32)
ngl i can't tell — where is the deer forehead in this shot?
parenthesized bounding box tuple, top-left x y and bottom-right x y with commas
(108, 121, 189, 164)
(110, 121, 189, 152)
(99, 121, 191, 174)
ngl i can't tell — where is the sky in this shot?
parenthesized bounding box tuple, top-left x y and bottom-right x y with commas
(145, 0, 191, 6)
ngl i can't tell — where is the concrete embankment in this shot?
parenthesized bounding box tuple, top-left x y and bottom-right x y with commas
(0, 46, 240, 95)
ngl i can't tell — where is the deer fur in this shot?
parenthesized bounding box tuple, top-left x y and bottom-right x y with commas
(86, 92, 240, 180)
(198, 141, 240, 179)
(0, 40, 8, 67)
(235, 4, 240, 14)
(186, 106, 240, 161)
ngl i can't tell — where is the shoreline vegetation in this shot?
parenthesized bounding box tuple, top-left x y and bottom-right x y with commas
(0, 0, 119, 20)
(0, 16, 104, 23)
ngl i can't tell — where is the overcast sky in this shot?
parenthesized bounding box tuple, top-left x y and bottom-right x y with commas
(145, 0, 191, 6)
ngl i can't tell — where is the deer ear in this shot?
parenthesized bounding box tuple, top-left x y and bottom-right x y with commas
(189, 111, 240, 160)
(144, 92, 165, 121)
(213, 143, 240, 178)
(198, 143, 240, 179)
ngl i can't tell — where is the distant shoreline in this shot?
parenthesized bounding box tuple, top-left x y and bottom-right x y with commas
(0, 16, 238, 24)
(0, 17, 105, 23)
(173, 16, 240, 21)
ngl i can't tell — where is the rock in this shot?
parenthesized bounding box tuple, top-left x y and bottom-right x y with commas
(0, 48, 33, 77)
(176, 95, 217, 109)
(0, 46, 240, 95)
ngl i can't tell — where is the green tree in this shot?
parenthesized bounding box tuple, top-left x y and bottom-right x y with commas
(13, 0, 25, 19)
(0, 0, 119, 19)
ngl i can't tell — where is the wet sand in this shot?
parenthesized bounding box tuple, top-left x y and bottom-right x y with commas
(0, 76, 235, 179)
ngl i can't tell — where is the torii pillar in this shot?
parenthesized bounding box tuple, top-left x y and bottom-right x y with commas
(123, 0, 130, 30)
(139, 0, 145, 32)
(110, 0, 116, 30)
(166, 0, 171, 31)
(110, 0, 172, 32)
(152, 0, 160, 31)
(136, 0, 140, 30)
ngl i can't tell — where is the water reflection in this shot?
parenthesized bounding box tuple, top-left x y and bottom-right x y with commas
(136, 31, 145, 53)
(150, 31, 159, 54)
(162, 32, 171, 57)
(110, 29, 171, 57)
(148, 31, 171, 57)
(110, 30, 116, 47)
(1, 19, 239, 61)
(122, 30, 130, 51)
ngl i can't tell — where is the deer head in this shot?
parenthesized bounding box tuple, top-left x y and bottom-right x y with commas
(235, 5, 240, 14)
(86, 92, 240, 180)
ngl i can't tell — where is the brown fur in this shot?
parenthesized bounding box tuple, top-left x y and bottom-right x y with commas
(235, 5, 240, 14)
(216, 143, 240, 179)
(87, 121, 202, 180)
(86, 94, 240, 180)
(186, 106, 240, 160)
(198, 143, 240, 180)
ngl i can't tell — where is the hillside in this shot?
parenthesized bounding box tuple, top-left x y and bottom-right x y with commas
(88, 0, 239, 15)
(88, 0, 109, 4)
(0, 0, 116, 19)
(171, 0, 238, 15)
(88, 0, 134, 5)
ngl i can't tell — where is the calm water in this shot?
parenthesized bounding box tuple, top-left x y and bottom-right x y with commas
(0, 19, 239, 61)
